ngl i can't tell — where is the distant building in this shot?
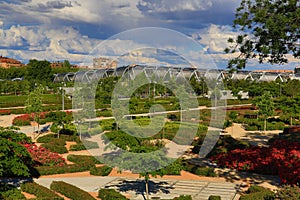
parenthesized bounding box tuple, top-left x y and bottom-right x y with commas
(93, 57, 117, 69)
(51, 61, 64, 68)
(0, 56, 24, 68)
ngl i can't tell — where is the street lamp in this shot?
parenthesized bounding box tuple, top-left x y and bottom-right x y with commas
(60, 82, 66, 111)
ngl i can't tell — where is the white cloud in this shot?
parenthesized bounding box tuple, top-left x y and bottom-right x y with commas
(137, 0, 213, 13)
(192, 24, 239, 54)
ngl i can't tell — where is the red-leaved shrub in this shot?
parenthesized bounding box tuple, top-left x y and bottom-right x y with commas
(211, 140, 300, 185)
(23, 143, 66, 167)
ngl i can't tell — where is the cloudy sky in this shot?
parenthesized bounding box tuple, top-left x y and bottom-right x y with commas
(0, 0, 297, 70)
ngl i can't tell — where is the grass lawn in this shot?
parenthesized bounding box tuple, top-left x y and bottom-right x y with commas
(0, 94, 71, 108)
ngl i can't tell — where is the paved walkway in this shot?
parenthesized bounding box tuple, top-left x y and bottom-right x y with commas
(35, 176, 239, 200)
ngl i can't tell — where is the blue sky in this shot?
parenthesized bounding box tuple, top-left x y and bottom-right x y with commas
(0, 0, 298, 70)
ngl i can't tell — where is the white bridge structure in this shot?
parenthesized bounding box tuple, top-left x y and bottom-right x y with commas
(53, 65, 296, 83)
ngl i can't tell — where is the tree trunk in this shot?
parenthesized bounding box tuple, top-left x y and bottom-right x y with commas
(145, 179, 149, 200)
(290, 116, 293, 126)
(264, 118, 267, 133)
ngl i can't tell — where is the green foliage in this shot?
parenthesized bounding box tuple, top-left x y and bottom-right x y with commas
(276, 185, 300, 200)
(99, 119, 116, 131)
(36, 163, 91, 175)
(98, 188, 128, 200)
(183, 162, 216, 177)
(172, 195, 192, 200)
(21, 182, 63, 200)
(0, 183, 26, 200)
(41, 142, 68, 154)
(202, 135, 250, 157)
(69, 141, 99, 151)
(50, 181, 95, 200)
(226, 0, 299, 69)
(208, 195, 221, 200)
(89, 165, 112, 176)
(66, 154, 102, 165)
(26, 59, 52, 83)
(240, 185, 275, 200)
(0, 128, 36, 177)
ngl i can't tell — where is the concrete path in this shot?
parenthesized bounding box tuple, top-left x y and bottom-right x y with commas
(35, 177, 239, 200)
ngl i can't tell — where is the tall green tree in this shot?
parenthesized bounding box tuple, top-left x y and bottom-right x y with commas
(26, 59, 52, 83)
(0, 127, 36, 177)
(25, 85, 43, 137)
(255, 91, 275, 132)
(225, 0, 299, 69)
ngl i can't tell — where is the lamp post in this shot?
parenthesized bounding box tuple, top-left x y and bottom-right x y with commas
(60, 82, 66, 111)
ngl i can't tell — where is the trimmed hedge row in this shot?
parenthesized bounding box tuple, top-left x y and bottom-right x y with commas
(98, 189, 128, 200)
(69, 141, 99, 151)
(36, 162, 92, 175)
(41, 143, 68, 154)
(67, 154, 103, 165)
(173, 195, 192, 200)
(90, 166, 112, 176)
(21, 182, 63, 200)
(36, 155, 103, 175)
(208, 195, 221, 200)
(0, 183, 26, 200)
(240, 185, 275, 200)
(50, 181, 95, 200)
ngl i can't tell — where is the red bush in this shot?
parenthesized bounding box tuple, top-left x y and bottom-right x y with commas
(0, 109, 11, 115)
(211, 140, 300, 185)
(23, 143, 66, 167)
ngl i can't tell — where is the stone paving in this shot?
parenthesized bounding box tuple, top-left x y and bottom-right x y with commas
(35, 177, 239, 200)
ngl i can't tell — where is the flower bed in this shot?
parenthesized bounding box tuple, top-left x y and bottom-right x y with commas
(211, 140, 300, 185)
(23, 143, 66, 167)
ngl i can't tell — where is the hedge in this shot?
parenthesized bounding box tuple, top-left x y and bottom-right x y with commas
(173, 195, 192, 200)
(240, 185, 275, 200)
(69, 141, 99, 151)
(50, 181, 95, 200)
(21, 182, 63, 200)
(89, 166, 112, 176)
(98, 188, 128, 200)
(0, 183, 26, 200)
(208, 195, 221, 200)
(36, 163, 93, 175)
(41, 143, 68, 154)
(67, 155, 102, 165)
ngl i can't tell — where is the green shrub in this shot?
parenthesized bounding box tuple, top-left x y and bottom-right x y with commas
(41, 143, 68, 154)
(21, 182, 63, 200)
(247, 185, 266, 193)
(173, 195, 192, 200)
(36, 163, 91, 175)
(99, 119, 116, 131)
(67, 155, 102, 165)
(183, 163, 216, 177)
(90, 165, 112, 176)
(69, 141, 99, 151)
(98, 188, 128, 200)
(276, 185, 300, 200)
(208, 195, 221, 200)
(50, 181, 95, 200)
(0, 183, 26, 200)
(240, 185, 275, 200)
(36, 134, 57, 143)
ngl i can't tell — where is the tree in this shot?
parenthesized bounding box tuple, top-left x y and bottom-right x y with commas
(25, 85, 43, 137)
(225, 0, 299, 69)
(283, 79, 300, 97)
(255, 91, 275, 132)
(0, 127, 36, 177)
(26, 59, 52, 83)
